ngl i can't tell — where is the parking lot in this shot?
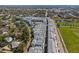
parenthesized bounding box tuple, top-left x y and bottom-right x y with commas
(22, 17, 64, 53)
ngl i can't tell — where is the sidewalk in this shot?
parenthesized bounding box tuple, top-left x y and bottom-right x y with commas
(53, 20, 65, 53)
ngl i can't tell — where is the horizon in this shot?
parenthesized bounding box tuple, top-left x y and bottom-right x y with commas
(0, 5, 79, 9)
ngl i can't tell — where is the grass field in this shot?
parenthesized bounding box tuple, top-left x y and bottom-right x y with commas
(59, 22, 79, 27)
(59, 27, 79, 52)
(53, 17, 79, 52)
(53, 17, 63, 20)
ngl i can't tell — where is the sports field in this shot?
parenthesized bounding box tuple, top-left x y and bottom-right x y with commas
(59, 27, 79, 52)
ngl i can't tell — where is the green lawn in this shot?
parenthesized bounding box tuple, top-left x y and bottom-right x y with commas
(53, 17, 63, 20)
(58, 22, 79, 28)
(59, 27, 79, 53)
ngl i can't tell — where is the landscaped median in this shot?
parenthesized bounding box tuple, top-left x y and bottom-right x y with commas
(59, 27, 79, 53)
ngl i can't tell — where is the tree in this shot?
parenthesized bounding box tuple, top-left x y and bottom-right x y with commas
(0, 35, 4, 42)
(13, 43, 25, 53)
(21, 29, 29, 43)
(57, 23, 60, 28)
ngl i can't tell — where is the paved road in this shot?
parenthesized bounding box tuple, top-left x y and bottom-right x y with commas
(47, 18, 64, 53)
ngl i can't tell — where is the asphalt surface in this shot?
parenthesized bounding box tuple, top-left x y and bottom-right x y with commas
(22, 17, 64, 53)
